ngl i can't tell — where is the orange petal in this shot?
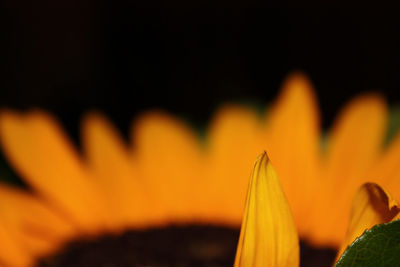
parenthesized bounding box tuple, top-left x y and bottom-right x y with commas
(206, 105, 263, 224)
(264, 72, 320, 237)
(369, 131, 400, 201)
(0, 221, 32, 267)
(0, 183, 76, 257)
(131, 111, 203, 224)
(82, 112, 149, 228)
(0, 110, 110, 233)
(234, 152, 299, 267)
(337, 183, 399, 260)
(319, 94, 387, 245)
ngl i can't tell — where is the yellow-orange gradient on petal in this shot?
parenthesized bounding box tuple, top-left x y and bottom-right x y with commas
(337, 183, 400, 260)
(234, 154, 398, 267)
(0, 72, 399, 266)
(234, 152, 299, 267)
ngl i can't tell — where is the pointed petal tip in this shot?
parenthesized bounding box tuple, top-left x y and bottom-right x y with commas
(257, 150, 268, 162)
(253, 151, 271, 181)
(234, 151, 299, 267)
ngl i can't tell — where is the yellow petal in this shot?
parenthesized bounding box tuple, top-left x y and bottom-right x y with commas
(317, 94, 387, 245)
(234, 152, 299, 267)
(82, 112, 149, 228)
(206, 105, 263, 224)
(337, 183, 400, 260)
(0, 110, 110, 232)
(264, 72, 321, 237)
(131, 111, 203, 223)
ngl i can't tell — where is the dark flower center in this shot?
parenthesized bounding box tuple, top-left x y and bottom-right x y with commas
(35, 225, 336, 267)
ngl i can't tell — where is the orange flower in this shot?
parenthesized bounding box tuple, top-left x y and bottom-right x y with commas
(0, 72, 398, 265)
(0, 109, 259, 266)
(263, 73, 398, 247)
(234, 152, 400, 267)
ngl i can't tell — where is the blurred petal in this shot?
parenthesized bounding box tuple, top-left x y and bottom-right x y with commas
(369, 132, 400, 201)
(82, 112, 150, 228)
(0, 221, 32, 267)
(337, 183, 399, 259)
(207, 105, 263, 224)
(326, 94, 386, 189)
(264, 72, 321, 237)
(0, 183, 76, 257)
(319, 94, 387, 245)
(0, 110, 110, 232)
(132, 111, 203, 223)
(234, 152, 299, 267)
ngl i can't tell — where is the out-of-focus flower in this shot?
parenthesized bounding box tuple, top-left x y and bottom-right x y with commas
(234, 152, 400, 267)
(0, 108, 261, 266)
(262, 73, 400, 247)
(0, 72, 398, 265)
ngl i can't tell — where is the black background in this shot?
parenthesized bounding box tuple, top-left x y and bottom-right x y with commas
(1, 6, 400, 140)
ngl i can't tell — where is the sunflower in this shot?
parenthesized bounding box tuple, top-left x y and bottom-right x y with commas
(262, 73, 400, 248)
(0, 72, 397, 266)
(234, 152, 400, 267)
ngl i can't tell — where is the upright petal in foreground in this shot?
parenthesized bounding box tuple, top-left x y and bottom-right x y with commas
(337, 182, 400, 259)
(234, 152, 299, 267)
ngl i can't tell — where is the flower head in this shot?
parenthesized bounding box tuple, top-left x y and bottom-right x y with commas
(0, 72, 398, 265)
(234, 152, 400, 267)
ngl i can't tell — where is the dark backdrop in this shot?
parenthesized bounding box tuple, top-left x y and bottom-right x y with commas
(1, 6, 399, 140)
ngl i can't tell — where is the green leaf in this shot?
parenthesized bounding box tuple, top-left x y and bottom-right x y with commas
(335, 220, 400, 267)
